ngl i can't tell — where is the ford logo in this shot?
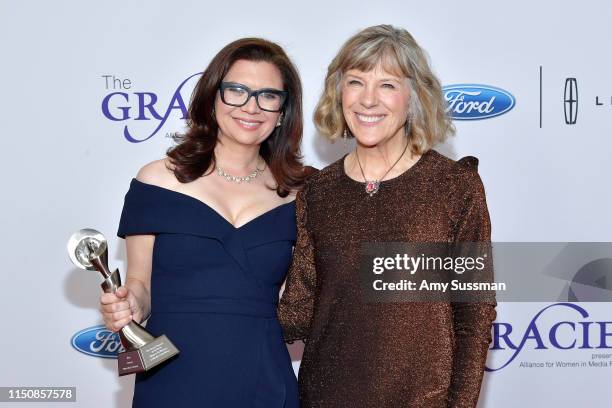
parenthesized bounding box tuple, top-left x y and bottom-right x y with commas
(71, 325, 125, 359)
(443, 84, 515, 120)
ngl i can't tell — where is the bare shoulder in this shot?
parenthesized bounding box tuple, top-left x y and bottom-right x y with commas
(135, 158, 176, 188)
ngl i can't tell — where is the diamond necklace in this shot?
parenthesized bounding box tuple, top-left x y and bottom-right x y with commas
(215, 160, 265, 184)
(355, 141, 409, 196)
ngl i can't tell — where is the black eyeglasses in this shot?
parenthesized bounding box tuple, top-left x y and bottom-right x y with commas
(219, 82, 288, 112)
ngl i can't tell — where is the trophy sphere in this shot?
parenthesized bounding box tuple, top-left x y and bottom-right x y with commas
(67, 228, 108, 271)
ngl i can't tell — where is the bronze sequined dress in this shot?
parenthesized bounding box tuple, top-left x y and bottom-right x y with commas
(278, 149, 496, 408)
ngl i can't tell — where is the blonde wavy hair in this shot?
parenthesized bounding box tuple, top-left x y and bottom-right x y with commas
(314, 24, 454, 154)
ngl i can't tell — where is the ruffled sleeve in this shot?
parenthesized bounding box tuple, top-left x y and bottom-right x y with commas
(277, 180, 317, 342)
(447, 157, 497, 408)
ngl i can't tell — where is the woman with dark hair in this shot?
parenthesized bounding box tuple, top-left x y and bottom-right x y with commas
(279, 25, 496, 407)
(99, 38, 308, 407)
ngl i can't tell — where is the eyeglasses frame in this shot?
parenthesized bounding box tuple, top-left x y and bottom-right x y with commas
(218, 81, 288, 113)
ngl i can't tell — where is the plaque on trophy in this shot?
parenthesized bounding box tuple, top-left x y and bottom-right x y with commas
(67, 229, 179, 376)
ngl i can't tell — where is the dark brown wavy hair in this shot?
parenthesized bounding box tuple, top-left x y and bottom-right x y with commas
(167, 38, 308, 196)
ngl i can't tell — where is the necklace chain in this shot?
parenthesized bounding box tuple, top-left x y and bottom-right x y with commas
(215, 160, 265, 184)
(355, 141, 409, 196)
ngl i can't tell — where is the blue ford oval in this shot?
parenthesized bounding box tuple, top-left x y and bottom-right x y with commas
(71, 325, 125, 359)
(442, 84, 515, 120)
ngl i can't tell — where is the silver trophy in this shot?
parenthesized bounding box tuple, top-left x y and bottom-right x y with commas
(67, 229, 179, 376)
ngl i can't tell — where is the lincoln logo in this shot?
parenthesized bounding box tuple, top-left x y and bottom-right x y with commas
(564, 78, 578, 125)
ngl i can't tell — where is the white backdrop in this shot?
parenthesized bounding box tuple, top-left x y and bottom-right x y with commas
(1, 0, 611, 407)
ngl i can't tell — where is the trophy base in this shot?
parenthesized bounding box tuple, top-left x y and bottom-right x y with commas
(117, 335, 179, 376)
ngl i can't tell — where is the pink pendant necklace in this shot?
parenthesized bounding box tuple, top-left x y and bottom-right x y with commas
(355, 141, 409, 196)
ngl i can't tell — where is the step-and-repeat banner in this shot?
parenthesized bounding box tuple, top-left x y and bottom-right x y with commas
(2, 1, 610, 407)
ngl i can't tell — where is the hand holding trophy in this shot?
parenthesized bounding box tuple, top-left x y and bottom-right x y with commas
(67, 229, 179, 376)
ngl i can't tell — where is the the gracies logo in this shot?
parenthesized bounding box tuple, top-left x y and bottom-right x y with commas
(101, 73, 202, 143)
(71, 325, 125, 358)
(443, 84, 515, 120)
(487, 303, 612, 372)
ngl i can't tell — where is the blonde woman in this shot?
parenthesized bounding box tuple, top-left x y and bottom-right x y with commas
(279, 25, 496, 407)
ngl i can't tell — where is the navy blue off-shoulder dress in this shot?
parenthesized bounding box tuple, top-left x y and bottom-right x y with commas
(117, 179, 299, 408)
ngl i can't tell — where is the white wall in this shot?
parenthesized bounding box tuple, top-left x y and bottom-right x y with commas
(1, 1, 610, 406)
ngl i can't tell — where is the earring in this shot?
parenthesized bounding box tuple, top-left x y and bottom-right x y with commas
(405, 117, 412, 136)
(342, 128, 349, 147)
(276, 113, 283, 127)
